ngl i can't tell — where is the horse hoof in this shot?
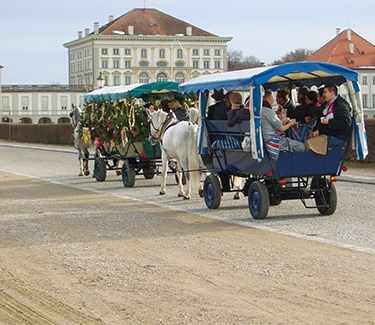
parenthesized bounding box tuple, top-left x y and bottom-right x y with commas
(198, 189, 204, 198)
(160, 191, 166, 196)
(78, 173, 83, 177)
(183, 196, 191, 200)
(178, 193, 185, 198)
(84, 171, 90, 176)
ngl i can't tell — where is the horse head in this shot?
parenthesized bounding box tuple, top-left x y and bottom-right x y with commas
(146, 109, 174, 142)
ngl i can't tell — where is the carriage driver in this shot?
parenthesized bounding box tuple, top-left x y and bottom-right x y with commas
(167, 98, 190, 122)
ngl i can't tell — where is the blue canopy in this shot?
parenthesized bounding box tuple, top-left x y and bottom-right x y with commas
(85, 81, 179, 103)
(181, 61, 367, 161)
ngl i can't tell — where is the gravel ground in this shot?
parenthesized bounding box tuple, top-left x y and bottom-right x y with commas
(1, 172, 375, 324)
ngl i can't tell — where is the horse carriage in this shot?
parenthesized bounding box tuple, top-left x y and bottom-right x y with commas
(83, 81, 183, 188)
(180, 62, 368, 219)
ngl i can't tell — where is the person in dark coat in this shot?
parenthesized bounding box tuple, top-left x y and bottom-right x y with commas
(276, 89, 295, 119)
(207, 89, 230, 120)
(294, 86, 310, 123)
(312, 84, 352, 140)
(168, 99, 190, 122)
(227, 92, 250, 127)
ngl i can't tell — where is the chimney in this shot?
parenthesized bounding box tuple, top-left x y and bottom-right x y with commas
(347, 29, 352, 41)
(186, 26, 192, 36)
(84, 28, 90, 37)
(78, 31, 83, 39)
(336, 28, 341, 36)
(108, 15, 114, 23)
(94, 22, 99, 34)
(349, 43, 355, 54)
(128, 25, 134, 35)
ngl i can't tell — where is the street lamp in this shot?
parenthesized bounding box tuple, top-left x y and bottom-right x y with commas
(96, 72, 105, 89)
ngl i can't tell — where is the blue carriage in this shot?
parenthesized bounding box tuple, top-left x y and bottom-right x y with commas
(180, 62, 368, 219)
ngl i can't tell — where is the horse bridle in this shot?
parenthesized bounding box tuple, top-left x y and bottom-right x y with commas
(147, 111, 175, 144)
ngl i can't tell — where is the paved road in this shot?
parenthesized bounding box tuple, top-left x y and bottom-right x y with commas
(1, 168, 375, 324)
(1, 145, 375, 253)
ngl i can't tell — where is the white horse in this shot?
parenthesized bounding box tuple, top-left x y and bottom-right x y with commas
(148, 109, 203, 200)
(70, 105, 90, 177)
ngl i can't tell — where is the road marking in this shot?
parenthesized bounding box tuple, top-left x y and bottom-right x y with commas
(1, 167, 375, 256)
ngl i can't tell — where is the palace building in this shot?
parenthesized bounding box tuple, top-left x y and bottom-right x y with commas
(63, 8, 232, 88)
(307, 29, 375, 119)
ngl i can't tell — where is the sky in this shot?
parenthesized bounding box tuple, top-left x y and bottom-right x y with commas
(1, 0, 374, 84)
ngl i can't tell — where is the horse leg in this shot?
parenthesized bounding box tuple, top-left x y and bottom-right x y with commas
(83, 148, 90, 176)
(160, 151, 169, 195)
(176, 161, 185, 198)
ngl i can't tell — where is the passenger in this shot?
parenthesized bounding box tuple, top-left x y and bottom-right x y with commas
(207, 89, 230, 120)
(276, 89, 295, 119)
(262, 91, 305, 160)
(227, 92, 250, 127)
(294, 86, 310, 123)
(312, 84, 352, 140)
(305, 90, 322, 122)
(168, 99, 190, 122)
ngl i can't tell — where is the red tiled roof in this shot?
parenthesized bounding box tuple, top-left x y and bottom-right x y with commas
(99, 8, 216, 37)
(307, 29, 375, 68)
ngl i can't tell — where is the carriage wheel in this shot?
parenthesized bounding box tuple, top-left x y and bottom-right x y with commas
(248, 181, 270, 220)
(122, 161, 136, 188)
(203, 174, 222, 209)
(143, 163, 156, 180)
(312, 177, 337, 216)
(94, 158, 107, 182)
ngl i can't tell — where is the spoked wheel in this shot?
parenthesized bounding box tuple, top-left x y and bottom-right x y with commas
(203, 174, 222, 209)
(143, 163, 156, 180)
(122, 161, 136, 188)
(312, 177, 337, 216)
(248, 181, 270, 220)
(94, 158, 107, 182)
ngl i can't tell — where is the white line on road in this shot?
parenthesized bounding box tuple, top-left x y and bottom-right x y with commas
(1, 166, 375, 256)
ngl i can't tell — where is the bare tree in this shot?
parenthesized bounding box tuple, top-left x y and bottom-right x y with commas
(227, 50, 264, 71)
(272, 48, 314, 65)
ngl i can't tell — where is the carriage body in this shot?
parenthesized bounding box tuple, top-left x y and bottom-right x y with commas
(84, 82, 178, 186)
(180, 62, 368, 219)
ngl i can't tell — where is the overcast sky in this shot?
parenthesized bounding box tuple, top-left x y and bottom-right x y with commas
(1, 0, 374, 84)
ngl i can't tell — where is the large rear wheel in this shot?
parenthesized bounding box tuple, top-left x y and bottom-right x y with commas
(312, 177, 337, 216)
(248, 181, 270, 220)
(203, 174, 222, 209)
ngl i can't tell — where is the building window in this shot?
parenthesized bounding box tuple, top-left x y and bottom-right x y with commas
(21, 96, 29, 111)
(156, 72, 168, 83)
(177, 49, 183, 59)
(141, 48, 148, 59)
(125, 60, 132, 69)
(175, 72, 185, 84)
(363, 94, 368, 108)
(157, 61, 168, 67)
(204, 49, 210, 56)
(139, 60, 149, 67)
(373, 95, 375, 108)
(139, 72, 150, 83)
(113, 48, 120, 55)
(215, 49, 221, 56)
(113, 74, 121, 86)
(175, 60, 185, 67)
(101, 48, 108, 55)
(113, 59, 120, 69)
(125, 75, 132, 85)
(192, 49, 199, 56)
(159, 49, 166, 59)
(101, 59, 108, 69)
(363, 76, 368, 86)
(103, 74, 109, 86)
(203, 60, 210, 69)
(1, 96, 10, 110)
(193, 60, 199, 69)
(60, 96, 68, 111)
(41, 96, 49, 111)
(125, 48, 131, 56)
(214, 60, 221, 69)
